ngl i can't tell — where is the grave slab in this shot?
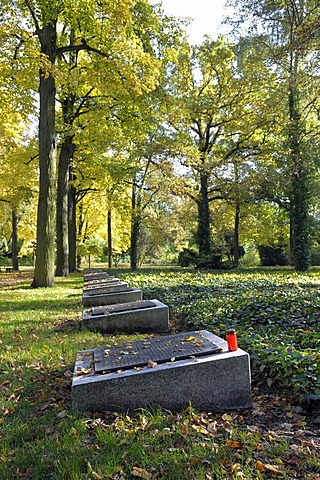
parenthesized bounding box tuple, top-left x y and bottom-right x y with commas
(82, 299, 169, 333)
(82, 287, 143, 306)
(83, 281, 127, 294)
(72, 330, 252, 413)
(83, 277, 121, 288)
(84, 273, 114, 282)
(83, 268, 104, 274)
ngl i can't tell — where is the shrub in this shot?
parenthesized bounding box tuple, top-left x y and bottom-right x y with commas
(258, 245, 289, 266)
(177, 248, 198, 267)
(196, 252, 223, 269)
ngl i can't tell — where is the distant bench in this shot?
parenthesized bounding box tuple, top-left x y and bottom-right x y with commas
(0, 267, 14, 273)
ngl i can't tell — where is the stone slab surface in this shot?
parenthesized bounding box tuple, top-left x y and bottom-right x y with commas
(82, 288, 143, 306)
(83, 268, 104, 274)
(94, 331, 222, 372)
(91, 300, 157, 315)
(82, 299, 169, 333)
(84, 277, 119, 286)
(83, 282, 128, 295)
(72, 330, 252, 412)
(84, 273, 114, 282)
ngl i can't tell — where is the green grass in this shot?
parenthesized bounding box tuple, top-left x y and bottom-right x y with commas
(0, 267, 319, 479)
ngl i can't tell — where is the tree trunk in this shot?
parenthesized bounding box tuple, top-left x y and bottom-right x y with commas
(76, 202, 84, 271)
(56, 90, 76, 277)
(107, 209, 112, 268)
(233, 202, 240, 266)
(68, 170, 77, 272)
(197, 173, 211, 255)
(32, 22, 57, 287)
(11, 210, 19, 271)
(56, 135, 75, 276)
(289, 204, 294, 265)
(289, 53, 310, 271)
(130, 185, 140, 270)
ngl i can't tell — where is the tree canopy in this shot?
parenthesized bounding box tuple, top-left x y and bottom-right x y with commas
(1, 0, 320, 278)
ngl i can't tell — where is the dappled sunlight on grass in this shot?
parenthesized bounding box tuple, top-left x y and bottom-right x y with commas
(0, 267, 319, 479)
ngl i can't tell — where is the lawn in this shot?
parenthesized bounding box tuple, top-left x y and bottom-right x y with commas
(0, 267, 319, 479)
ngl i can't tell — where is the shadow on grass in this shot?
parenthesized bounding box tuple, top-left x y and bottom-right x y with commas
(0, 297, 82, 313)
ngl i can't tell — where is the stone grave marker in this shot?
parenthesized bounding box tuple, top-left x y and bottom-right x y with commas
(72, 330, 252, 413)
(82, 299, 169, 333)
(82, 287, 143, 306)
(83, 282, 129, 296)
(84, 278, 120, 286)
(84, 273, 114, 282)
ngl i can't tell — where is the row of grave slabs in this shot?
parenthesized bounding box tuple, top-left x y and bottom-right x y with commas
(72, 268, 252, 413)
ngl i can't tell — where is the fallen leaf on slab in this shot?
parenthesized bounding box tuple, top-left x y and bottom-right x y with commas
(185, 336, 196, 341)
(76, 367, 91, 375)
(147, 360, 157, 368)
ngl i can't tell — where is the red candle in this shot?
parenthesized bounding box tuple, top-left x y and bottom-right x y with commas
(226, 329, 238, 351)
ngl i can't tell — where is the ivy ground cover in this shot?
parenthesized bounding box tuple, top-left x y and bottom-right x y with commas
(0, 268, 319, 479)
(121, 267, 320, 399)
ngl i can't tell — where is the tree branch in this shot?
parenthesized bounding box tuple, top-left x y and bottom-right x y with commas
(56, 39, 110, 58)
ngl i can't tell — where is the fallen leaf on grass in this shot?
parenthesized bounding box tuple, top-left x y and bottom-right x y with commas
(256, 460, 284, 475)
(225, 439, 243, 449)
(0, 380, 10, 388)
(131, 466, 152, 479)
(221, 413, 233, 422)
(57, 410, 68, 418)
(191, 424, 210, 435)
(91, 472, 104, 480)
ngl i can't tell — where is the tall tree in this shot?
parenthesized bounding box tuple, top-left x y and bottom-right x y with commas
(0, 0, 158, 285)
(165, 36, 270, 257)
(228, 0, 320, 270)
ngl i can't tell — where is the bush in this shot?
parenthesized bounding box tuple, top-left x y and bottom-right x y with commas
(196, 252, 223, 269)
(311, 246, 320, 265)
(177, 248, 198, 267)
(258, 245, 289, 266)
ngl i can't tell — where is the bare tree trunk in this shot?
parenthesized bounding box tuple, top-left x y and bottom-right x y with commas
(76, 202, 84, 270)
(32, 22, 57, 287)
(68, 169, 77, 272)
(197, 173, 211, 256)
(56, 135, 74, 276)
(11, 210, 19, 271)
(233, 202, 240, 266)
(130, 185, 141, 270)
(107, 209, 112, 268)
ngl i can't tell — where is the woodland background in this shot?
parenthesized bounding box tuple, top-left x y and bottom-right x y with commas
(1, 0, 320, 285)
